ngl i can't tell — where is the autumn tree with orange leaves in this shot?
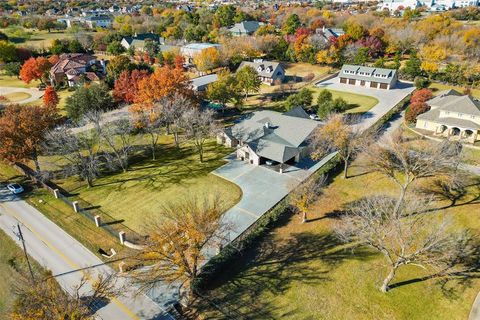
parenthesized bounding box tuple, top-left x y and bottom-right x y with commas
(0, 104, 58, 172)
(113, 69, 150, 104)
(43, 86, 59, 107)
(132, 65, 192, 112)
(19, 57, 52, 84)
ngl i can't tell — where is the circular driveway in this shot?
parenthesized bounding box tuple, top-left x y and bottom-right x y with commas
(0, 86, 44, 104)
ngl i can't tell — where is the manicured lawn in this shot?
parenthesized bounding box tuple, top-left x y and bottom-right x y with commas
(4, 91, 31, 102)
(7, 30, 96, 50)
(199, 145, 480, 319)
(429, 82, 480, 99)
(0, 74, 38, 88)
(311, 87, 379, 114)
(52, 137, 242, 233)
(57, 90, 74, 115)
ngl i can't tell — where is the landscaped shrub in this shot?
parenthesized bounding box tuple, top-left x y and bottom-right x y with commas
(405, 102, 430, 123)
(414, 76, 431, 89)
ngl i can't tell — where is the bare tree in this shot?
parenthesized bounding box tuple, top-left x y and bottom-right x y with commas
(43, 125, 102, 188)
(418, 175, 468, 207)
(182, 108, 219, 162)
(159, 93, 192, 149)
(137, 106, 164, 160)
(100, 118, 136, 172)
(335, 195, 472, 293)
(11, 270, 119, 319)
(129, 196, 229, 304)
(311, 114, 369, 179)
(289, 175, 326, 223)
(364, 132, 462, 215)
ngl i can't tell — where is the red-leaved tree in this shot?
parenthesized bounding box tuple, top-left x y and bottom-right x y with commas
(43, 86, 59, 107)
(411, 88, 433, 104)
(19, 57, 52, 84)
(113, 69, 150, 104)
(0, 104, 58, 172)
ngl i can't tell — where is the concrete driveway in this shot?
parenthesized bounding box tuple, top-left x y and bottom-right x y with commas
(0, 86, 44, 104)
(213, 152, 337, 241)
(316, 77, 415, 130)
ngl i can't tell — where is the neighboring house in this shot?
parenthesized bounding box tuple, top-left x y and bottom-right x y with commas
(237, 59, 285, 85)
(191, 74, 218, 92)
(64, 15, 112, 29)
(315, 26, 345, 44)
(228, 21, 263, 36)
(120, 33, 164, 52)
(49, 53, 105, 87)
(415, 90, 480, 143)
(339, 64, 398, 90)
(83, 15, 112, 28)
(379, 0, 421, 11)
(180, 43, 221, 63)
(217, 109, 318, 169)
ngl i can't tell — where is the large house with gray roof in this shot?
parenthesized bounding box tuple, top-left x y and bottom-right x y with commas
(415, 90, 480, 143)
(121, 33, 164, 52)
(339, 65, 398, 89)
(237, 59, 285, 85)
(217, 109, 319, 168)
(228, 21, 263, 36)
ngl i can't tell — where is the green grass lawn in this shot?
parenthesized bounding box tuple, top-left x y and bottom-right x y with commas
(0, 74, 39, 89)
(52, 137, 242, 234)
(198, 144, 480, 319)
(429, 82, 480, 99)
(310, 87, 379, 114)
(3, 29, 97, 50)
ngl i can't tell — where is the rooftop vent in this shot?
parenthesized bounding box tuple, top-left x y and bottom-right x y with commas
(264, 122, 270, 129)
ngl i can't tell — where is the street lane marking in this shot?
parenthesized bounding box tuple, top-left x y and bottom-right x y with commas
(0, 203, 140, 320)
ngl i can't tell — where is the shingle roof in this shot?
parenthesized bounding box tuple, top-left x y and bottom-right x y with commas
(428, 93, 480, 116)
(230, 110, 319, 163)
(339, 64, 397, 84)
(283, 106, 310, 119)
(238, 60, 284, 79)
(228, 21, 262, 34)
(191, 74, 218, 89)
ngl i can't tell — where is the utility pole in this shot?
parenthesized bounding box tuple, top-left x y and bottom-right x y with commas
(14, 223, 35, 284)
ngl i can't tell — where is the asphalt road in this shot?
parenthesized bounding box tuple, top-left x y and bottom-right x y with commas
(0, 189, 172, 320)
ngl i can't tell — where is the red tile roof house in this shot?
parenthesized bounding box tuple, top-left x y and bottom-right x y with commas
(49, 53, 106, 87)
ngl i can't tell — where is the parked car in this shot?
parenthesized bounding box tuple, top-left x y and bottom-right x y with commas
(7, 183, 24, 194)
(265, 160, 276, 166)
(309, 114, 320, 121)
(37, 84, 46, 91)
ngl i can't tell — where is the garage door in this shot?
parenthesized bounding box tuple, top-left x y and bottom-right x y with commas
(348, 79, 356, 85)
(370, 82, 378, 88)
(340, 77, 347, 84)
(379, 83, 388, 89)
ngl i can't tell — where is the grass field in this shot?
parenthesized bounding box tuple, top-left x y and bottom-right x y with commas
(311, 87, 379, 114)
(199, 140, 480, 319)
(429, 82, 480, 99)
(3, 92, 31, 102)
(0, 230, 45, 318)
(0, 74, 39, 88)
(3, 29, 96, 50)
(52, 137, 242, 233)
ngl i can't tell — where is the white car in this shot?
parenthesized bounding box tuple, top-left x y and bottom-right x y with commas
(7, 183, 24, 194)
(309, 114, 320, 121)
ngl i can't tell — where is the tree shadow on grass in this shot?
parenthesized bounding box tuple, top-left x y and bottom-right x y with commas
(197, 232, 375, 319)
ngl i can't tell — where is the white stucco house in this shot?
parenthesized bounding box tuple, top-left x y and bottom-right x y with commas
(415, 90, 480, 143)
(217, 108, 319, 169)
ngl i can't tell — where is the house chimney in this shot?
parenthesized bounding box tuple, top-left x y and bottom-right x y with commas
(264, 122, 270, 129)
